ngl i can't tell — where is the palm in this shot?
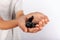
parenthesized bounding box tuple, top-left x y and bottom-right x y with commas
(18, 12, 49, 33)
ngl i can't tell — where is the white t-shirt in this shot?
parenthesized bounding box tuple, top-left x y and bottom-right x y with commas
(0, 0, 22, 40)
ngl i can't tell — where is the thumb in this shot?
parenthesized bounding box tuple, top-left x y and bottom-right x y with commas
(18, 16, 27, 32)
(19, 22, 27, 32)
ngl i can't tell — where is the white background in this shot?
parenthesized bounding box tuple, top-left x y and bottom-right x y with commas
(19, 0, 60, 40)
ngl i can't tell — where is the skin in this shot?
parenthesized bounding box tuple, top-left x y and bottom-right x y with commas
(0, 10, 23, 30)
(0, 10, 49, 33)
(18, 12, 49, 33)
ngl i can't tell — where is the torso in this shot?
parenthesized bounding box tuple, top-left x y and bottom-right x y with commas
(0, 0, 16, 40)
(0, 0, 12, 20)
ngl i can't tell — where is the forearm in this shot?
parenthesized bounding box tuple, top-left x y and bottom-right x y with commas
(0, 19, 18, 30)
(0, 10, 24, 30)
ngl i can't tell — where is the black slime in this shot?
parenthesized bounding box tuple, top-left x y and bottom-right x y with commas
(26, 16, 36, 28)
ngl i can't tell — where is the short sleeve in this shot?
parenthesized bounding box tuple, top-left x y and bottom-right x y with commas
(15, 0, 23, 13)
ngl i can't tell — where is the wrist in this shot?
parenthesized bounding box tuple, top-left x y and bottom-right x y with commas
(14, 19, 18, 26)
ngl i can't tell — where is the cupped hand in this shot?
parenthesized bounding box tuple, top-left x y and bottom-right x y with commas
(18, 12, 49, 33)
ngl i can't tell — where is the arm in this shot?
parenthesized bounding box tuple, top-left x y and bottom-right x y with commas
(0, 0, 23, 30)
(0, 19, 18, 30)
(0, 10, 24, 30)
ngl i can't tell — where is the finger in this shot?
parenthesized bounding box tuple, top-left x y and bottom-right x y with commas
(27, 28, 39, 33)
(19, 22, 27, 32)
(18, 16, 27, 32)
(39, 15, 49, 25)
(39, 21, 44, 27)
(18, 17, 27, 32)
(39, 13, 49, 21)
(33, 27, 43, 33)
(41, 18, 46, 26)
(28, 24, 42, 33)
(37, 22, 44, 30)
(33, 27, 42, 33)
(36, 24, 43, 31)
(35, 24, 43, 30)
(44, 16, 49, 23)
(32, 25, 43, 33)
(34, 16, 43, 27)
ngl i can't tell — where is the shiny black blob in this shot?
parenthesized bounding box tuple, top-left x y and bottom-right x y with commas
(26, 16, 36, 28)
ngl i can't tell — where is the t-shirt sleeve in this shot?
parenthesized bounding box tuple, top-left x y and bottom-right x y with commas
(15, 0, 23, 13)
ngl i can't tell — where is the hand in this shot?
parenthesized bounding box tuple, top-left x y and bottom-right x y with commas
(18, 12, 49, 33)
